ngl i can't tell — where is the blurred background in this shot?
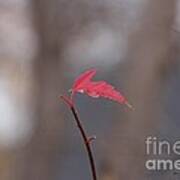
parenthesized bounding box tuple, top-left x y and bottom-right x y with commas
(0, 0, 180, 179)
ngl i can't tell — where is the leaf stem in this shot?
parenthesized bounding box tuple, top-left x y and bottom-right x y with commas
(61, 95, 97, 180)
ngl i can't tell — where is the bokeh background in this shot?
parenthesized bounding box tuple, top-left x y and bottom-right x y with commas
(0, 0, 180, 179)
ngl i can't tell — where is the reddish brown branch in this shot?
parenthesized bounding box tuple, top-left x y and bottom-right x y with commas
(60, 95, 97, 180)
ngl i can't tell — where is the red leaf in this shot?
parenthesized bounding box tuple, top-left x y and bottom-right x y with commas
(71, 69, 96, 97)
(72, 69, 96, 90)
(71, 69, 133, 109)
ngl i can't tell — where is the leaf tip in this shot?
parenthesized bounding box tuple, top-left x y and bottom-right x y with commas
(125, 101, 134, 111)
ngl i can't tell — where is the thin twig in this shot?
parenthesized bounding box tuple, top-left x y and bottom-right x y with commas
(61, 95, 97, 180)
